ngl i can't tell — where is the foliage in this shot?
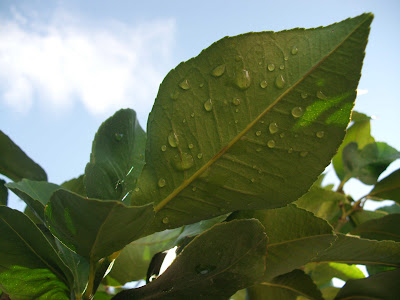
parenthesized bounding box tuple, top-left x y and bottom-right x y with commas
(1, 13, 399, 300)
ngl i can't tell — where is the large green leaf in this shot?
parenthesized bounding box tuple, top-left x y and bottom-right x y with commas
(0, 180, 7, 206)
(112, 219, 267, 300)
(0, 130, 47, 182)
(132, 14, 373, 233)
(85, 109, 146, 201)
(351, 213, 400, 242)
(332, 111, 375, 181)
(342, 142, 400, 185)
(368, 168, 400, 204)
(247, 269, 323, 300)
(45, 189, 154, 260)
(6, 179, 60, 223)
(335, 268, 400, 300)
(304, 262, 365, 287)
(0, 206, 73, 295)
(311, 233, 400, 267)
(61, 175, 86, 197)
(232, 204, 336, 280)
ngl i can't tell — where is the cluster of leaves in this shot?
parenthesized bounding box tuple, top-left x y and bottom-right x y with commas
(1, 12, 399, 299)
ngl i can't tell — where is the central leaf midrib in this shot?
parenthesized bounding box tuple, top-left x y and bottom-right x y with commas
(154, 15, 370, 213)
(260, 282, 314, 299)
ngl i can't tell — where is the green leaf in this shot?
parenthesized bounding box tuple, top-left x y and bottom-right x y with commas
(6, 179, 61, 223)
(247, 269, 323, 300)
(45, 189, 154, 260)
(368, 168, 400, 203)
(0, 180, 7, 206)
(85, 109, 146, 201)
(232, 204, 336, 280)
(229, 289, 247, 300)
(61, 175, 86, 197)
(378, 203, 400, 214)
(351, 213, 400, 242)
(0, 206, 73, 294)
(349, 209, 387, 227)
(294, 185, 346, 222)
(311, 233, 400, 267)
(335, 268, 400, 300)
(332, 111, 375, 181)
(132, 14, 373, 233)
(0, 266, 69, 300)
(304, 262, 364, 287)
(320, 287, 339, 300)
(342, 142, 400, 185)
(112, 219, 268, 300)
(0, 130, 47, 182)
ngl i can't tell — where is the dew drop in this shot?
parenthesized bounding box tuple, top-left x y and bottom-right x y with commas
(191, 113, 195, 118)
(134, 187, 140, 192)
(279, 64, 285, 70)
(267, 64, 275, 71)
(260, 80, 268, 89)
(199, 83, 204, 88)
(255, 130, 262, 136)
(197, 153, 203, 159)
(234, 120, 238, 124)
(275, 74, 285, 89)
(267, 140, 276, 148)
(158, 178, 166, 188)
(232, 98, 241, 106)
(300, 151, 309, 157)
(269, 122, 279, 134)
(182, 118, 186, 123)
(301, 92, 308, 99)
(168, 131, 179, 147)
(204, 99, 213, 112)
(211, 64, 226, 77)
(291, 107, 304, 118)
(256, 147, 262, 152)
(173, 152, 194, 171)
(179, 79, 190, 90)
(291, 46, 298, 55)
(162, 217, 169, 224)
(195, 264, 216, 275)
(317, 91, 328, 100)
(114, 133, 123, 141)
(235, 109, 239, 113)
(316, 131, 325, 138)
(161, 145, 167, 152)
(280, 132, 285, 138)
(192, 186, 197, 192)
(188, 143, 194, 149)
(250, 178, 255, 183)
(284, 56, 289, 61)
(235, 69, 251, 90)
(219, 207, 226, 212)
(170, 90, 179, 100)
(288, 148, 293, 153)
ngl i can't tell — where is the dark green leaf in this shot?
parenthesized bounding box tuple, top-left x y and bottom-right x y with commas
(349, 209, 387, 227)
(377, 203, 400, 214)
(85, 109, 146, 201)
(232, 204, 336, 280)
(132, 14, 373, 233)
(342, 142, 400, 185)
(332, 111, 375, 181)
(61, 175, 86, 197)
(304, 262, 364, 287)
(6, 179, 60, 223)
(0, 130, 47, 181)
(311, 233, 400, 267)
(368, 168, 400, 203)
(112, 219, 268, 300)
(366, 264, 395, 276)
(0, 206, 73, 294)
(351, 213, 400, 242)
(335, 268, 400, 300)
(0, 180, 7, 206)
(45, 189, 154, 260)
(247, 269, 323, 300)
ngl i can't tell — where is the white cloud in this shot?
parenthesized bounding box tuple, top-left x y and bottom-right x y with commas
(0, 8, 176, 123)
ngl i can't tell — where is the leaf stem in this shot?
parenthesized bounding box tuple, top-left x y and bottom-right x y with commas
(334, 196, 364, 232)
(83, 258, 96, 300)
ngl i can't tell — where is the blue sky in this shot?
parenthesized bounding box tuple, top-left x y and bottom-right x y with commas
(1, 0, 399, 210)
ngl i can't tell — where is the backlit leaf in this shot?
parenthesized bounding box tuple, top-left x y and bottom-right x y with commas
(368, 168, 400, 204)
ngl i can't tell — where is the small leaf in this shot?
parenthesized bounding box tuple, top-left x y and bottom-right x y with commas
(332, 111, 375, 181)
(247, 269, 323, 300)
(6, 179, 61, 223)
(0, 130, 47, 181)
(112, 219, 268, 300)
(335, 268, 400, 300)
(0, 206, 73, 292)
(311, 233, 400, 267)
(85, 109, 146, 201)
(45, 189, 154, 260)
(342, 142, 400, 185)
(368, 168, 400, 203)
(61, 175, 86, 197)
(0, 180, 7, 206)
(351, 213, 400, 242)
(132, 14, 373, 233)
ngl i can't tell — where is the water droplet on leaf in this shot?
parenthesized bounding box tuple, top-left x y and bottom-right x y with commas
(291, 107, 303, 118)
(291, 46, 298, 55)
(317, 91, 328, 100)
(188, 143, 194, 149)
(235, 69, 251, 90)
(168, 132, 179, 147)
(179, 79, 190, 90)
(170, 90, 179, 100)
(288, 148, 293, 153)
(316, 131, 325, 138)
(197, 153, 203, 159)
(161, 145, 167, 152)
(195, 264, 216, 275)
(173, 152, 194, 171)
(211, 64, 226, 77)
(115, 133, 123, 141)
(260, 80, 268, 89)
(269, 122, 278, 134)
(192, 186, 197, 192)
(255, 130, 262, 136)
(275, 74, 285, 89)
(300, 151, 308, 157)
(301, 92, 308, 99)
(267, 64, 275, 71)
(267, 140, 276, 148)
(158, 178, 166, 188)
(204, 99, 213, 111)
(162, 217, 169, 224)
(232, 98, 241, 106)
(279, 64, 285, 70)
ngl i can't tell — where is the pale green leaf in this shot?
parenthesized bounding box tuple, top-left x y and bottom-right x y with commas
(368, 168, 400, 204)
(132, 14, 373, 234)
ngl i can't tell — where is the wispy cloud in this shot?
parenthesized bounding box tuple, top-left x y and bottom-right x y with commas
(0, 7, 175, 123)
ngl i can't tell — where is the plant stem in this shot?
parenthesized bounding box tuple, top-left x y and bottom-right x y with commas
(83, 258, 96, 300)
(334, 197, 364, 232)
